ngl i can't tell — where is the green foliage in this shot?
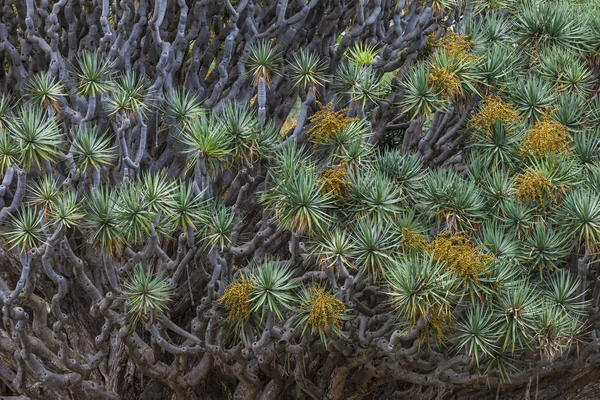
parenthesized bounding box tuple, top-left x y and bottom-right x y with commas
(311, 228, 357, 271)
(122, 264, 173, 331)
(25, 73, 64, 109)
(513, 0, 589, 52)
(386, 254, 456, 326)
(106, 72, 155, 118)
(3, 0, 600, 391)
(168, 182, 209, 231)
(493, 282, 539, 353)
(353, 218, 397, 279)
(3, 207, 46, 252)
(72, 51, 114, 96)
(179, 113, 231, 175)
(8, 106, 62, 170)
(85, 187, 121, 254)
(454, 305, 500, 367)
(346, 42, 380, 67)
(261, 161, 334, 234)
(204, 204, 236, 252)
(115, 184, 156, 247)
(420, 168, 486, 232)
(559, 189, 600, 253)
(248, 258, 298, 320)
(399, 63, 446, 119)
(507, 75, 555, 125)
(246, 40, 281, 86)
(28, 175, 60, 215)
(0, 130, 18, 174)
(49, 191, 84, 229)
(72, 125, 115, 172)
(347, 169, 403, 224)
(334, 63, 386, 106)
(287, 49, 329, 90)
(164, 88, 204, 131)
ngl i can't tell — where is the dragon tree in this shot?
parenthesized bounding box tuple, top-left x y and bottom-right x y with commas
(1, 0, 600, 399)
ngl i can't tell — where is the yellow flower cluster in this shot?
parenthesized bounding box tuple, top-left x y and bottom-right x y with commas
(399, 228, 428, 253)
(306, 101, 357, 146)
(513, 169, 555, 205)
(520, 113, 571, 157)
(425, 307, 455, 344)
(429, 33, 480, 101)
(435, 33, 476, 60)
(425, 233, 492, 283)
(468, 95, 520, 136)
(306, 285, 346, 333)
(429, 63, 463, 99)
(218, 278, 255, 321)
(319, 166, 351, 198)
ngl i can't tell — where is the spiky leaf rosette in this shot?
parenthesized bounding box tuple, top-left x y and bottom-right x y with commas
(454, 304, 500, 367)
(25, 72, 65, 110)
(165, 182, 209, 231)
(0, 130, 18, 174)
(524, 224, 570, 278)
(261, 163, 334, 234)
(559, 188, 600, 253)
(287, 48, 329, 91)
(218, 102, 259, 162)
(493, 282, 540, 353)
(346, 168, 403, 224)
(179, 114, 231, 176)
(85, 186, 121, 254)
(72, 125, 116, 172)
(164, 88, 204, 131)
(334, 63, 386, 106)
(106, 72, 155, 119)
(49, 191, 84, 229)
(508, 75, 555, 125)
(375, 150, 426, 200)
(544, 270, 588, 317)
(386, 253, 457, 327)
(115, 184, 156, 247)
(28, 175, 60, 217)
(311, 228, 357, 271)
(138, 170, 177, 215)
(345, 42, 380, 67)
(420, 168, 486, 232)
(121, 264, 173, 331)
(72, 51, 114, 96)
(353, 218, 398, 280)
(248, 258, 298, 321)
(8, 106, 62, 170)
(3, 207, 46, 252)
(204, 204, 236, 252)
(399, 63, 445, 119)
(246, 40, 281, 87)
